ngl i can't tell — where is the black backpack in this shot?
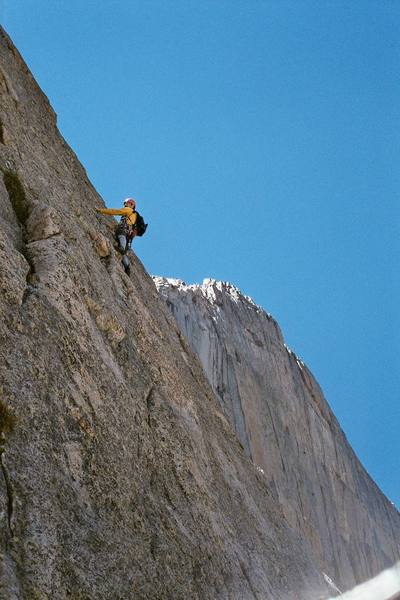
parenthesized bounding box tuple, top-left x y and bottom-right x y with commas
(134, 212, 148, 236)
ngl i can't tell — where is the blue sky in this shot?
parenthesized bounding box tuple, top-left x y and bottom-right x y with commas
(2, 1, 399, 507)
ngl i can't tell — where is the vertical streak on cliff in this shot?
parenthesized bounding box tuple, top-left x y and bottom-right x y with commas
(0, 452, 15, 538)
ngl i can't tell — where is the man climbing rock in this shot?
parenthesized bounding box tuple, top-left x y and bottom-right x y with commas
(96, 198, 147, 275)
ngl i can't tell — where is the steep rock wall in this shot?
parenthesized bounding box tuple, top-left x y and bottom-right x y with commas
(0, 28, 332, 600)
(154, 277, 400, 593)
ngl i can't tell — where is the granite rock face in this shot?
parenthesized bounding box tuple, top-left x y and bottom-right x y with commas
(0, 28, 335, 600)
(154, 277, 400, 593)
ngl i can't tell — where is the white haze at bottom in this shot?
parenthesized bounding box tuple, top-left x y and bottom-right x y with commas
(326, 562, 400, 600)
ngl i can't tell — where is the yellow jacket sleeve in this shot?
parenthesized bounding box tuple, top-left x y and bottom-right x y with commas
(97, 207, 137, 227)
(97, 207, 133, 217)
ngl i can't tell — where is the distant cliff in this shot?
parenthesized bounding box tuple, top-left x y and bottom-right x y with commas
(154, 276, 400, 592)
(0, 26, 335, 600)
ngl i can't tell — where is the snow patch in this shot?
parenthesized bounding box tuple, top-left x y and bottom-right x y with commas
(284, 343, 305, 371)
(153, 276, 187, 291)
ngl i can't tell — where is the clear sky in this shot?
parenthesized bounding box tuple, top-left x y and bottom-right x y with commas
(2, 1, 399, 507)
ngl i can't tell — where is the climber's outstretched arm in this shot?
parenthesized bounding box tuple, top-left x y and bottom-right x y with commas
(96, 207, 133, 216)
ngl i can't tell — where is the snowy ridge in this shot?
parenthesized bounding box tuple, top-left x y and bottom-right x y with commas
(153, 276, 265, 313)
(154, 276, 304, 363)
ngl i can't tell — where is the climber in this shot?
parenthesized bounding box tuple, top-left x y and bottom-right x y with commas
(96, 198, 147, 276)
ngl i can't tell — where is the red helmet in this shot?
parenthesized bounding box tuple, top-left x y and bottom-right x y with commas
(124, 198, 136, 209)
